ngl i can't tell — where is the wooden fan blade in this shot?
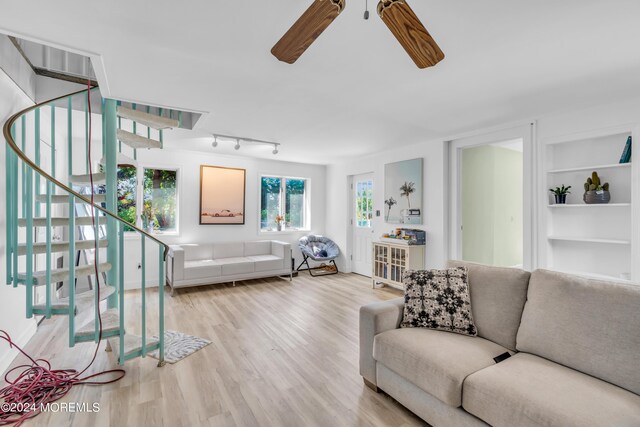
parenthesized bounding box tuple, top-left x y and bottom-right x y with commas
(271, 0, 345, 64)
(377, 0, 444, 69)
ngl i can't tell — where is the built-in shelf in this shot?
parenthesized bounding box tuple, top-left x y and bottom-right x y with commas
(555, 270, 633, 284)
(547, 163, 631, 174)
(548, 236, 631, 245)
(548, 203, 631, 208)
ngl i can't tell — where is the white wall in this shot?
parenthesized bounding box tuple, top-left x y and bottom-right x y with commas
(326, 140, 448, 272)
(120, 147, 327, 289)
(325, 96, 640, 276)
(0, 70, 37, 374)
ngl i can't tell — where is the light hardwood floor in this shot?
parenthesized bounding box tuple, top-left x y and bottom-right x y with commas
(7, 272, 425, 427)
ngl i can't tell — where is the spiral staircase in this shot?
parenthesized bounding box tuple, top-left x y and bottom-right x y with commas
(3, 86, 180, 366)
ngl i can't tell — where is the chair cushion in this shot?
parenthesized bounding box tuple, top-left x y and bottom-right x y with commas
(448, 260, 530, 351)
(516, 269, 640, 395)
(373, 328, 509, 407)
(244, 241, 272, 256)
(219, 257, 255, 276)
(299, 235, 340, 260)
(213, 242, 244, 259)
(463, 353, 640, 427)
(247, 255, 284, 272)
(183, 259, 222, 280)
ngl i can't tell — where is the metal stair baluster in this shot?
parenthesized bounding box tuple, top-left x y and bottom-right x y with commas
(68, 194, 76, 346)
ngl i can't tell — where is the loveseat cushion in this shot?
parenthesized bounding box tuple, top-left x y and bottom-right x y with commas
(220, 257, 255, 276)
(182, 244, 214, 261)
(516, 269, 640, 395)
(463, 353, 640, 427)
(244, 241, 272, 256)
(373, 327, 509, 407)
(183, 259, 222, 281)
(247, 255, 284, 272)
(448, 261, 529, 351)
(213, 242, 244, 259)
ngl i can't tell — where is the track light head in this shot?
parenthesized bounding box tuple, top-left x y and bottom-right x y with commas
(234, 139, 241, 150)
(211, 136, 218, 148)
(272, 147, 279, 155)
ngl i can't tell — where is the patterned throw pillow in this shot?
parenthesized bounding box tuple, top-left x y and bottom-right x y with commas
(401, 267, 477, 336)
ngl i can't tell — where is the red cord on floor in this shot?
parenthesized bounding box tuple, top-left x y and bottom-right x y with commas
(0, 81, 125, 426)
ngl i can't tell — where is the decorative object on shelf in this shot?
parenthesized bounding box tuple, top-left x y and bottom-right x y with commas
(380, 228, 426, 245)
(549, 185, 571, 204)
(200, 165, 246, 224)
(275, 214, 284, 231)
(384, 158, 423, 224)
(583, 171, 611, 204)
(619, 136, 632, 164)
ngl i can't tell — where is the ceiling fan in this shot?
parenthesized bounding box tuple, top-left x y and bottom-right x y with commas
(271, 0, 445, 69)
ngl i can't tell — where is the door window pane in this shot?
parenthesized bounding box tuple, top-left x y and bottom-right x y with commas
(356, 180, 373, 227)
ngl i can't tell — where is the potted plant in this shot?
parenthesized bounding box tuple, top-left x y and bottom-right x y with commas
(275, 214, 285, 231)
(583, 171, 610, 204)
(549, 185, 571, 204)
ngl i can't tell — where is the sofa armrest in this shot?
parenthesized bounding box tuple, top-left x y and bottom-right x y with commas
(168, 245, 185, 283)
(271, 241, 292, 265)
(359, 297, 404, 387)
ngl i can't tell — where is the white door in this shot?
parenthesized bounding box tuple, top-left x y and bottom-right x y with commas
(352, 174, 374, 276)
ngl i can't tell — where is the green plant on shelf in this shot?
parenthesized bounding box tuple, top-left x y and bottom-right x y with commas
(549, 185, 571, 196)
(584, 171, 609, 192)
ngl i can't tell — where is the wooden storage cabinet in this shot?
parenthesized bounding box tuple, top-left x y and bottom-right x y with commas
(372, 242, 425, 289)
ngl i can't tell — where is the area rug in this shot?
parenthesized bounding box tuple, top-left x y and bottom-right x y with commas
(149, 330, 212, 364)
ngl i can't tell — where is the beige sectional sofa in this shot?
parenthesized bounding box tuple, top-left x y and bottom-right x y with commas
(167, 240, 292, 294)
(360, 261, 640, 426)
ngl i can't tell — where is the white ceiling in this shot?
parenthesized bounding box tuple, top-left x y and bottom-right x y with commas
(2, 1, 640, 164)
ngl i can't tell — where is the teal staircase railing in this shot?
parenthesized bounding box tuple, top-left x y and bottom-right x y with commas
(3, 87, 171, 366)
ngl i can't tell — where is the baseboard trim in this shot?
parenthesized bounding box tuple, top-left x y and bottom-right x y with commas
(0, 320, 37, 376)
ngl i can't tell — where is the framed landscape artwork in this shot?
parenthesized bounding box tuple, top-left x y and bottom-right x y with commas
(384, 158, 423, 224)
(200, 165, 246, 225)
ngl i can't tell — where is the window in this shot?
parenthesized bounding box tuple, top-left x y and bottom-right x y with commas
(356, 179, 373, 227)
(117, 166, 137, 230)
(142, 168, 178, 234)
(260, 176, 308, 231)
(115, 166, 178, 235)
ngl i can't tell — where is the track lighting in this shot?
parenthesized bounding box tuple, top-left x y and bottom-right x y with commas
(209, 133, 282, 155)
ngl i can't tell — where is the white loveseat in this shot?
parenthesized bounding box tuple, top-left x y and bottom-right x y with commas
(167, 240, 292, 294)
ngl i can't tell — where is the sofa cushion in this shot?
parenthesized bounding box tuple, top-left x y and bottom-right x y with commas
(213, 243, 244, 259)
(244, 241, 272, 256)
(247, 255, 284, 272)
(182, 244, 214, 261)
(183, 259, 222, 281)
(401, 267, 477, 336)
(448, 260, 529, 351)
(463, 353, 640, 427)
(219, 257, 255, 276)
(516, 269, 640, 395)
(373, 327, 509, 407)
